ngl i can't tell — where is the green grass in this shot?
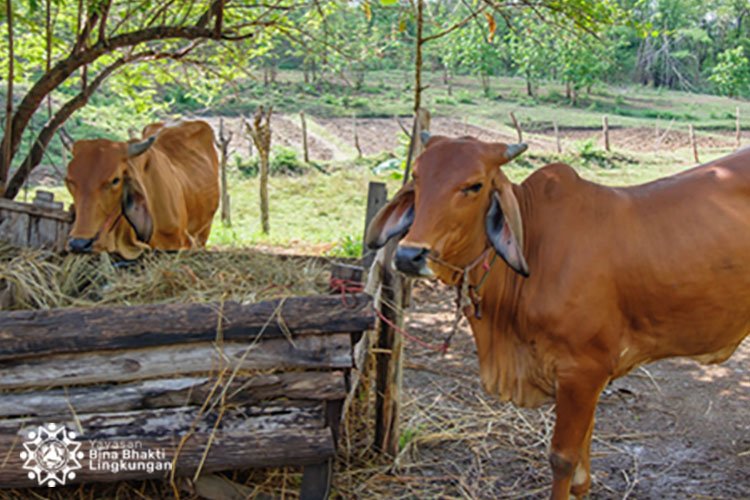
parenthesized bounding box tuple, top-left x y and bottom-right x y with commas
(36, 147, 721, 255)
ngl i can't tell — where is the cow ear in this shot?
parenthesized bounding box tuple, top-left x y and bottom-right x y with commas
(122, 173, 153, 243)
(486, 187, 529, 277)
(365, 185, 415, 250)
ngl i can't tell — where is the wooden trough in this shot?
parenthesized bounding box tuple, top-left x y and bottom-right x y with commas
(0, 291, 373, 498)
(0, 191, 73, 252)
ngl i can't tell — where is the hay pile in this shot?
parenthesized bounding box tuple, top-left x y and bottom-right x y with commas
(0, 242, 330, 310)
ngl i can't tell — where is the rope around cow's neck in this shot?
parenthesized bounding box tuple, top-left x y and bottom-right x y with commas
(426, 246, 498, 352)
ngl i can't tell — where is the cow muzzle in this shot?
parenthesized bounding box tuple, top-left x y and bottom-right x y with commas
(67, 237, 95, 254)
(394, 245, 433, 277)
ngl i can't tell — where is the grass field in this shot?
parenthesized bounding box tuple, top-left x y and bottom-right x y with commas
(26, 70, 750, 255)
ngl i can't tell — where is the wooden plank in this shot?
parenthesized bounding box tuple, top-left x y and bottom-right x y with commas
(0, 210, 30, 248)
(0, 293, 374, 360)
(0, 371, 348, 417)
(0, 335, 353, 389)
(0, 405, 335, 488)
(361, 181, 387, 268)
(300, 459, 332, 500)
(0, 198, 73, 223)
(0, 402, 326, 436)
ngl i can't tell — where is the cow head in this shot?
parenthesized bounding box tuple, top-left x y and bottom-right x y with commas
(65, 136, 155, 253)
(365, 134, 529, 282)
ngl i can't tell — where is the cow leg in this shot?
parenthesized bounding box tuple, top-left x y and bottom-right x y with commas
(549, 374, 607, 500)
(570, 417, 595, 497)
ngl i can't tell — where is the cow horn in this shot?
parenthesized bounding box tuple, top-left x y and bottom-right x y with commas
(504, 143, 528, 161)
(127, 136, 156, 158)
(420, 130, 432, 146)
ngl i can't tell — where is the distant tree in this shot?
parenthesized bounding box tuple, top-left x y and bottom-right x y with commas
(709, 46, 750, 97)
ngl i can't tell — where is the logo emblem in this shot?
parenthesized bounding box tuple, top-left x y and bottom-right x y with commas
(21, 423, 84, 487)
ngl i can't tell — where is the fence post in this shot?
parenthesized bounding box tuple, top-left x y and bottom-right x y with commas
(689, 124, 699, 163)
(216, 118, 233, 227)
(300, 111, 310, 163)
(736, 107, 741, 150)
(553, 121, 561, 154)
(510, 111, 523, 142)
(602, 115, 610, 152)
(362, 182, 387, 269)
(353, 113, 362, 159)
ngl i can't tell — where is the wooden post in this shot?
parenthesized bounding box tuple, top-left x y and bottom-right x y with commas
(374, 108, 432, 455)
(353, 113, 362, 159)
(736, 107, 741, 149)
(553, 121, 561, 154)
(245, 107, 273, 234)
(689, 124, 699, 164)
(602, 115, 610, 152)
(374, 239, 403, 456)
(510, 111, 523, 142)
(216, 118, 233, 227)
(300, 111, 309, 163)
(362, 181, 387, 268)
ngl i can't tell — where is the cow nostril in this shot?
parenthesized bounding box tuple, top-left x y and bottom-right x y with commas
(67, 237, 94, 253)
(394, 246, 430, 276)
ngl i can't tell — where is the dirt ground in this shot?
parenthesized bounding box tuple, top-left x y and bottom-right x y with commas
(361, 280, 750, 499)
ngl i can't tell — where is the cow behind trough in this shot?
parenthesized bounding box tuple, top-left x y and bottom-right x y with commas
(65, 120, 219, 259)
(366, 134, 750, 499)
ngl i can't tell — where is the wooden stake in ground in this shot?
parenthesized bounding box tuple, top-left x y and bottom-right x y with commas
(553, 121, 562, 154)
(602, 115, 610, 152)
(510, 111, 523, 142)
(736, 107, 741, 149)
(353, 113, 362, 159)
(245, 106, 273, 234)
(216, 118, 233, 227)
(689, 124, 699, 164)
(300, 111, 309, 163)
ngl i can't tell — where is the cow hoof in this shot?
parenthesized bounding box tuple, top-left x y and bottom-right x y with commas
(570, 479, 591, 499)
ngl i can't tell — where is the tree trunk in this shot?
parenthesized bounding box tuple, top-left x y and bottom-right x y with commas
(245, 107, 273, 234)
(413, 0, 424, 113)
(216, 118, 232, 227)
(2, 0, 14, 195)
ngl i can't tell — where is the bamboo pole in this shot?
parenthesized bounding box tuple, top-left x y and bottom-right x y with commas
(689, 124, 699, 163)
(510, 112, 522, 142)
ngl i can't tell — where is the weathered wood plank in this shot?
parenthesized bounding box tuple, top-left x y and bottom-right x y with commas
(0, 402, 325, 436)
(0, 335, 353, 389)
(0, 198, 73, 223)
(0, 293, 374, 360)
(0, 426, 335, 490)
(0, 210, 30, 248)
(0, 371, 348, 417)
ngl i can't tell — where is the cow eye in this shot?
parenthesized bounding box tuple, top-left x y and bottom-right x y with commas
(462, 183, 483, 194)
(111, 177, 121, 186)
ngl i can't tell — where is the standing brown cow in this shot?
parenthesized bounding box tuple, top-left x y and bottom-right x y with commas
(366, 134, 750, 499)
(65, 120, 219, 259)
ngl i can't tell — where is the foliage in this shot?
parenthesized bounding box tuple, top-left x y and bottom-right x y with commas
(709, 47, 750, 97)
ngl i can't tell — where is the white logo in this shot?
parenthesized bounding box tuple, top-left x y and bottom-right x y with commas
(20, 423, 84, 487)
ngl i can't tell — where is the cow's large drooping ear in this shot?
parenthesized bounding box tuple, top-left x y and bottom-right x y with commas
(122, 174, 153, 243)
(365, 185, 415, 250)
(486, 186, 529, 277)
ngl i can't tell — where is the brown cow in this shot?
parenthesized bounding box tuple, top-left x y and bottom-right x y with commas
(65, 120, 219, 259)
(366, 134, 750, 499)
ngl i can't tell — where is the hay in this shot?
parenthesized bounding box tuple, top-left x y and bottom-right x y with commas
(0, 242, 330, 310)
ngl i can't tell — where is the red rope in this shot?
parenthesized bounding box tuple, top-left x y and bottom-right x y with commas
(329, 276, 451, 353)
(374, 305, 450, 354)
(329, 277, 364, 307)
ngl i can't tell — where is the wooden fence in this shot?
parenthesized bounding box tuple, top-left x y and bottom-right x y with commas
(0, 292, 373, 499)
